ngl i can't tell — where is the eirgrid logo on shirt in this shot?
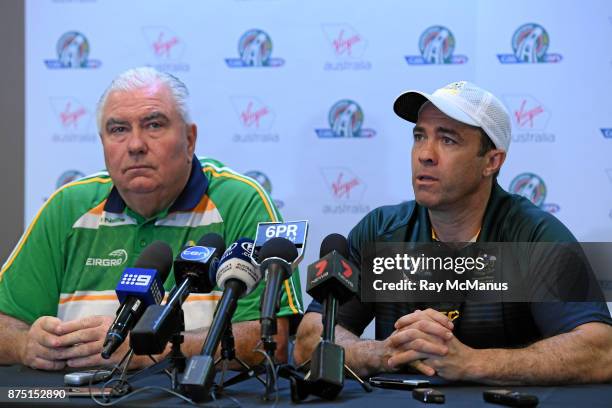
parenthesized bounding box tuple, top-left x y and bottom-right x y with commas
(85, 249, 128, 267)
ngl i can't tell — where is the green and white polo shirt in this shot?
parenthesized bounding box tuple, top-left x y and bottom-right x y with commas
(0, 157, 303, 330)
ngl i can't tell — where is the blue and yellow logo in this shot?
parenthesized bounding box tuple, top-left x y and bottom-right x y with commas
(225, 29, 285, 68)
(316, 100, 376, 138)
(405, 26, 467, 65)
(509, 172, 559, 213)
(44, 31, 102, 69)
(498, 23, 562, 64)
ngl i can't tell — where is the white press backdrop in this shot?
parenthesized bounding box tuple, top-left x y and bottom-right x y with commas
(25, 0, 612, 314)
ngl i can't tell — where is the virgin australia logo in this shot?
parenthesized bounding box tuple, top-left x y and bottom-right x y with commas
(142, 26, 189, 72)
(230, 96, 279, 142)
(502, 94, 555, 143)
(50, 97, 96, 143)
(321, 168, 370, 214)
(322, 24, 371, 71)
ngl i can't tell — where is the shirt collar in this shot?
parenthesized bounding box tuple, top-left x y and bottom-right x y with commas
(104, 156, 208, 215)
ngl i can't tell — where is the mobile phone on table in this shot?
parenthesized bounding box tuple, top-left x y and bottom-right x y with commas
(413, 388, 445, 404)
(64, 370, 112, 386)
(483, 389, 539, 407)
(368, 376, 430, 390)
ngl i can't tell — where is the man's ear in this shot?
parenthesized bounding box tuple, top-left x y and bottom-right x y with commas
(483, 149, 506, 177)
(186, 123, 197, 157)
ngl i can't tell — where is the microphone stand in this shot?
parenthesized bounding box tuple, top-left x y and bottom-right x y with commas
(127, 307, 186, 390)
(215, 325, 265, 392)
(280, 295, 371, 401)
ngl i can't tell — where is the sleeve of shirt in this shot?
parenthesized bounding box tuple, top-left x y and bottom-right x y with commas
(531, 302, 612, 338)
(0, 190, 68, 324)
(521, 207, 612, 336)
(222, 179, 303, 324)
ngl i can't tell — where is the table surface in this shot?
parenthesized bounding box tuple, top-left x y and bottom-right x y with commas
(0, 364, 610, 407)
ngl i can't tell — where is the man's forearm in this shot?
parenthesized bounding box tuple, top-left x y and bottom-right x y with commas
(469, 323, 612, 385)
(0, 313, 28, 364)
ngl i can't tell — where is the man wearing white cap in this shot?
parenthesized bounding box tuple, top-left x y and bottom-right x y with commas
(295, 81, 612, 384)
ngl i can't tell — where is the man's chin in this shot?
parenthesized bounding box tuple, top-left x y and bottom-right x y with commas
(414, 193, 440, 210)
(123, 180, 159, 195)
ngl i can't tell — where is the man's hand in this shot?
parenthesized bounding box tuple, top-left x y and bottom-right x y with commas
(420, 336, 477, 381)
(54, 315, 145, 369)
(19, 316, 67, 370)
(387, 309, 455, 376)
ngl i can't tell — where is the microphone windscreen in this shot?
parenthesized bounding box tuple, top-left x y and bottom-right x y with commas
(320, 233, 349, 258)
(196, 233, 226, 255)
(216, 238, 261, 295)
(257, 237, 298, 264)
(134, 241, 173, 281)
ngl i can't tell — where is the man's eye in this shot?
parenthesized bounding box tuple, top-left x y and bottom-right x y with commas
(414, 133, 425, 141)
(110, 126, 127, 134)
(442, 136, 457, 145)
(147, 122, 162, 129)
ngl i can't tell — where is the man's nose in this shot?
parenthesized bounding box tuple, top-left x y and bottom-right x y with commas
(127, 129, 147, 154)
(416, 139, 438, 166)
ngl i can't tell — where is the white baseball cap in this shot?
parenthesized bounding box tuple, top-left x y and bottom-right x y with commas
(393, 81, 512, 152)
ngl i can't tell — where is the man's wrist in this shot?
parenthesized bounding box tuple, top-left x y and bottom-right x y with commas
(463, 347, 491, 382)
(345, 339, 388, 377)
(14, 328, 28, 365)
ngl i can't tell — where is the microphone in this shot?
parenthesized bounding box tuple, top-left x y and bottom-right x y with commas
(304, 233, 359, 399)
(101, 241, 173, 359)
(130, 233, 225, 355)
(181, 238, 262, 402)
(258, 237, 299, 342)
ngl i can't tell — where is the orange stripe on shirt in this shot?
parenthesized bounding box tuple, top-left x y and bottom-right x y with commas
(59, 294, 117, 304)
(58, 293, 222, 305)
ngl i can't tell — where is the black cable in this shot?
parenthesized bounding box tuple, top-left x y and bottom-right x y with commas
(254, 348, 279, 407)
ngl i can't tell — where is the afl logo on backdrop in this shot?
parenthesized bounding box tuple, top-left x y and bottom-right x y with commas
(244, 170, 284, 209)
(498, 23, 562, 64)
(315, 100, 376, 138)
(44, 31, 102, 69)
(509, 173, 559, 213)
(225, 29, 285, 68)
(56, 170, 85, 189)
(405, 26, 467, 65)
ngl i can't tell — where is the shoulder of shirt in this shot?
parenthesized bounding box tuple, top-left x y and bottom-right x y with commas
(350, 201, 417, 241)
(494, 187, 576, 242)
(45, 170, 113, 209)
(197, 156, 280, 221)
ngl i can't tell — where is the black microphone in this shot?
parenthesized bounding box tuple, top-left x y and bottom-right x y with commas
(101, 241, 173, 359)
(181, 238, 262, 402)
(304, 233, 359, 399)
(130, 233, 225, 355)
(258, 237, 298, 342)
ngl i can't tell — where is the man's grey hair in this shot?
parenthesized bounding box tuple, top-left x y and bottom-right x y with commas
(96, 67, 191, 131)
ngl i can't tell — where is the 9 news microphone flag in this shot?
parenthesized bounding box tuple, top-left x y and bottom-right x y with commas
(101, 241, 173, 359)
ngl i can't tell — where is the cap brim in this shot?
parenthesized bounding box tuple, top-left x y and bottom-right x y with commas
(393, 91, 479, 127)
